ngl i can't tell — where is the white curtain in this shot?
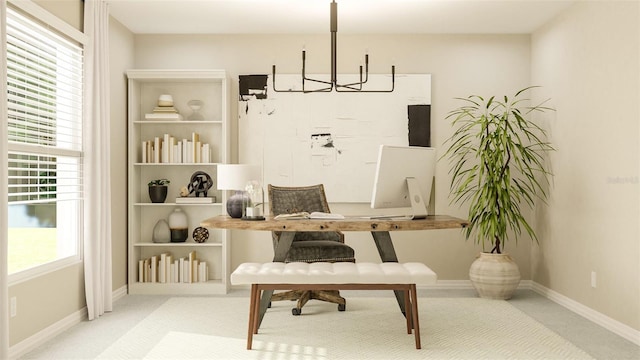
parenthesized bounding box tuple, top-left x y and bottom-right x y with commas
(1, 1, 10, 356)
(83, 0, 113, 321)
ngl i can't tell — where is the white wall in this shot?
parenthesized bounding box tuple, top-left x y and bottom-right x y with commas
(132, 33, 533, 280)
(109, 17, 136, 293)
(532, 1, 639, 331)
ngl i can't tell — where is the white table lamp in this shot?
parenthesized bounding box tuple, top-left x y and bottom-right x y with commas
(217, 164, 261, 218)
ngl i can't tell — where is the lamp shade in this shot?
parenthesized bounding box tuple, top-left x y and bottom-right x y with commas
(217, 164, 261, 190)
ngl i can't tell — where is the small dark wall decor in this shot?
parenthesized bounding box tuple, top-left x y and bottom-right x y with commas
(408, 104, 431, 147)
(239, 75, 268, 101)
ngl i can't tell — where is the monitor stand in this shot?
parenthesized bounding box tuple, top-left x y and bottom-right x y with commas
(366, 177, 430, 220)
(406, 177, 428, 219)
(367, 177, 427, 220)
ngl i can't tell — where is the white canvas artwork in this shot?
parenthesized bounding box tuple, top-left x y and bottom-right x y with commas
(239, 74, 431, 203)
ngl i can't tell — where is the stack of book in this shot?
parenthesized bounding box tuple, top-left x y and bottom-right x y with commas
(176, 196, 214, 204)
(138, 251, 209, 284)
(145, 96, 183, 121)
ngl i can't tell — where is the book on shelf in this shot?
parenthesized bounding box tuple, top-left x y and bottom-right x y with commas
(172, 259, 179, 283)
(198, 262, 209, 282)
(158, 252, 171, 283)
(188, 251, 197, 283)
(145, 113, 183, 121)
(138, 260, 144, 283)
(152, 106, 178, 113)
(150, 255, 158, 283)
(179, 257, 186, 283)
(137, 251, 209, 284)
(140, 132, 211, 164)
(175, 196, 214, 204)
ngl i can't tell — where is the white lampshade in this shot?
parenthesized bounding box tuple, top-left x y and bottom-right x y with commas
(217, 164, 261, 190)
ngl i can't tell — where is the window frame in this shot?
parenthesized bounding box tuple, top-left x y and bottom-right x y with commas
(5, 0, 87, 285)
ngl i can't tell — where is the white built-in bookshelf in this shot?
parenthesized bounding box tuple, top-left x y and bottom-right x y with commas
(126, 70, 230, 295)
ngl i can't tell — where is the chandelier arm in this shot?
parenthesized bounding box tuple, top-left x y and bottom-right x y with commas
(336, 65, 395, 93)
(273, 59, 334, 92)
(302, 76, 334, 92)
(272, 65, 304, 93)
(335, 65, 365, 89)
(336, 53, 370, 88)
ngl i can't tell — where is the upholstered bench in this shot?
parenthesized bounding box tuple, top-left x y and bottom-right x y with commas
(230, 262, 437, 350)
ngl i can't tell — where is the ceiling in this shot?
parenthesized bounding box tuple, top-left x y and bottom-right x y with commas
(107, 0, 577, 35)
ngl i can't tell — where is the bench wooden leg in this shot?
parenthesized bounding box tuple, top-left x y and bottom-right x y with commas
(252, 286, 261, 335)
(404, 289, 412, 334)
(410, 284, 421, 349)
(247, 284, 258, 350)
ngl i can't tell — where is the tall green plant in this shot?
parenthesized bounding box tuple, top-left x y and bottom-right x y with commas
(443, 87, 554, 254)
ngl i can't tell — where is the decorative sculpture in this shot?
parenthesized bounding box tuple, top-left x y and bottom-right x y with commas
(187, 171, 213, 197)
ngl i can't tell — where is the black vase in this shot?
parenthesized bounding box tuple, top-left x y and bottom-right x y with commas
(149, 185, 168, 203)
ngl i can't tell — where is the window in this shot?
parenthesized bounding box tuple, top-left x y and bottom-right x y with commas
(6, 5, 84, 281)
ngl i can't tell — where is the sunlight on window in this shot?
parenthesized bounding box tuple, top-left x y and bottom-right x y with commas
(7, 204, 58, 273)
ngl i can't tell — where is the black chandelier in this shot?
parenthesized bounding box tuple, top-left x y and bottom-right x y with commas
(272, 0, 395, 93)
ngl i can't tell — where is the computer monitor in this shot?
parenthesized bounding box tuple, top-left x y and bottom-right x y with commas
(370, 145, 436, 219)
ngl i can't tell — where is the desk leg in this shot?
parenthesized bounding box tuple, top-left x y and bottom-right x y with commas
(272, 232, 295, 262)
(371, 231, 407, 317)
(257, 231, 295, 328)
(372, 231, 399, 262)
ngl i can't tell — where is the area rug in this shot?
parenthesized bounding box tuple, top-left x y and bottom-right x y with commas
(97, 296, 594, 359)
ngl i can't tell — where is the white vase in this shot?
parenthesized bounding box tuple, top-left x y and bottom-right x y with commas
(168, 208, 188, 242)
(469, 252, 521, 300)
(152, 219, 171, 243)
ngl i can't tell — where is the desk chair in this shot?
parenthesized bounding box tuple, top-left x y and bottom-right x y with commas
(268, 184, 355, 315)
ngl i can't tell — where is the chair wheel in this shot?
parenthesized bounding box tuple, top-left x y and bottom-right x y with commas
(292, 308, 301, 316)
(267, 301, 271, 308)
(338, 304, 346, 312)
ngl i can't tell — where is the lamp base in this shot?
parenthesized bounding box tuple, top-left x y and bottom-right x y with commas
(226, 192, 245, 218)
(241, 216, 265, 221)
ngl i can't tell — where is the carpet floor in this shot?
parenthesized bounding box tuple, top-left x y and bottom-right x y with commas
(95, 296, 595, 359)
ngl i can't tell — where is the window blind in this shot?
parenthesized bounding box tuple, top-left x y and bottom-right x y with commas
(6, 8, 83, 205)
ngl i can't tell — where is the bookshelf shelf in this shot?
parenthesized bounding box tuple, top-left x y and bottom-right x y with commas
(134, 120, 223, 124)
(133, 163, 221, 166)
(134, 203, 223, 207)
(127, 69, 230, 295)
(129, 279, 225, 295)
(133, 243, 223, 247)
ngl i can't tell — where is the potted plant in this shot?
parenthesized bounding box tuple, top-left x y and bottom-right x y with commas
(148, 179, 170, 203)
(442, 86, 554, 300)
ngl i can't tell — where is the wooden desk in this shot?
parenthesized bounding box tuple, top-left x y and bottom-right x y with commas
(201, 215, 468, 326)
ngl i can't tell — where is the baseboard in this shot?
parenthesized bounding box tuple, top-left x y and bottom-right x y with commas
(531, 281, 640, 346)
(8, 305, 87, 360)
(8, 286, 129, 360)
(113, 285, 128, 302)
(425, 280, 472, 289)
(421, 279, 532, 290)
